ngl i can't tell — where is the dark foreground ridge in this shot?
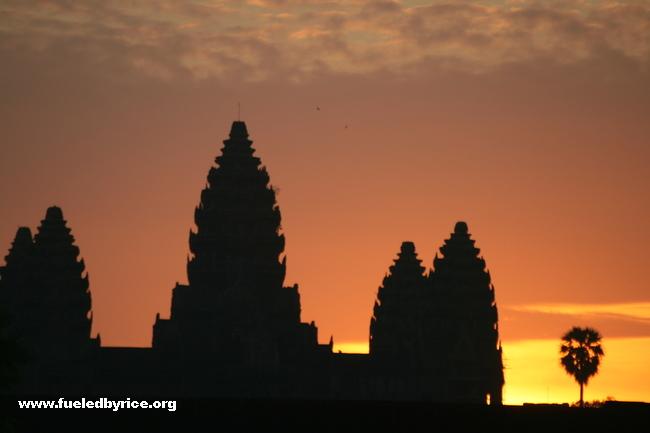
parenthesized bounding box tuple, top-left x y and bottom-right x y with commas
(1, 121, 502, 404)
(2, 399, 649, 433)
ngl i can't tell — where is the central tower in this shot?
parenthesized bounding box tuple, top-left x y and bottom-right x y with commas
(153, 121, 321, 372)
(188, 121, 286, 294)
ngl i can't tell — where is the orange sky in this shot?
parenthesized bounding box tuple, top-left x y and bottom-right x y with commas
(1, 0, 649, 404)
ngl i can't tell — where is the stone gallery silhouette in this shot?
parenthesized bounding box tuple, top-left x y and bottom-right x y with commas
(0, 121, 504, 404)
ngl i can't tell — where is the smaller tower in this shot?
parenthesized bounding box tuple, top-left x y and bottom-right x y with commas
(0, 227, 34, 345)
(429, 221, 504, 404)
(369, 241, 427, 365)
(31, 206, 94, 360)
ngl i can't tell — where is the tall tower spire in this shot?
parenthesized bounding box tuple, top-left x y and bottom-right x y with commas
(187, 121, 286, 295)
(154, 120, 318, 370)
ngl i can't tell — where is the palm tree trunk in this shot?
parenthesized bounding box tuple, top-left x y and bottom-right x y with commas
(580, 382, 584, 407)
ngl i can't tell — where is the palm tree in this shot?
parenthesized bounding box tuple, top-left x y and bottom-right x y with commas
(560, 326, 604, 407)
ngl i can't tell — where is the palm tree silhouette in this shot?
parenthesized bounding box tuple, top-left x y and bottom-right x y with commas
(560, 326, 604, 407)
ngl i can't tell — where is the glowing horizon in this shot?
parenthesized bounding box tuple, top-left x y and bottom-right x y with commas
(333, 337, 650, 405)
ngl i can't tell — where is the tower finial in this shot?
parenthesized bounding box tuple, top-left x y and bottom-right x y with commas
(454, 221, 468, 235)
(238, 101, 241, 121)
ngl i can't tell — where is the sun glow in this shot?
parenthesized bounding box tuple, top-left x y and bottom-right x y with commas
(333, 341, 369, 354)
(503, 337, 650, 405)
(333, 337, 650, 405)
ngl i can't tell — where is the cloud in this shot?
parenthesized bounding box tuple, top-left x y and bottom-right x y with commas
(511, 302, 650, 321)
(501, 302, 650, 341)
(0, 0, 648, 82)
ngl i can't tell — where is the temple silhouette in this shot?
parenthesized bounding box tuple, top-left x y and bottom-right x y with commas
(0, 121, 504, 404)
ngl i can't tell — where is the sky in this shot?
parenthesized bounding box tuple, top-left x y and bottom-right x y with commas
(1, 0, 649, 404)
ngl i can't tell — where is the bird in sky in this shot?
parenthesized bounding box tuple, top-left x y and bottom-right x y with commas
(316, 106, 320, 111)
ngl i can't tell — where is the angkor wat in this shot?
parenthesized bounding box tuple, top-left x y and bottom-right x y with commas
(0, 121, 504, 404)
